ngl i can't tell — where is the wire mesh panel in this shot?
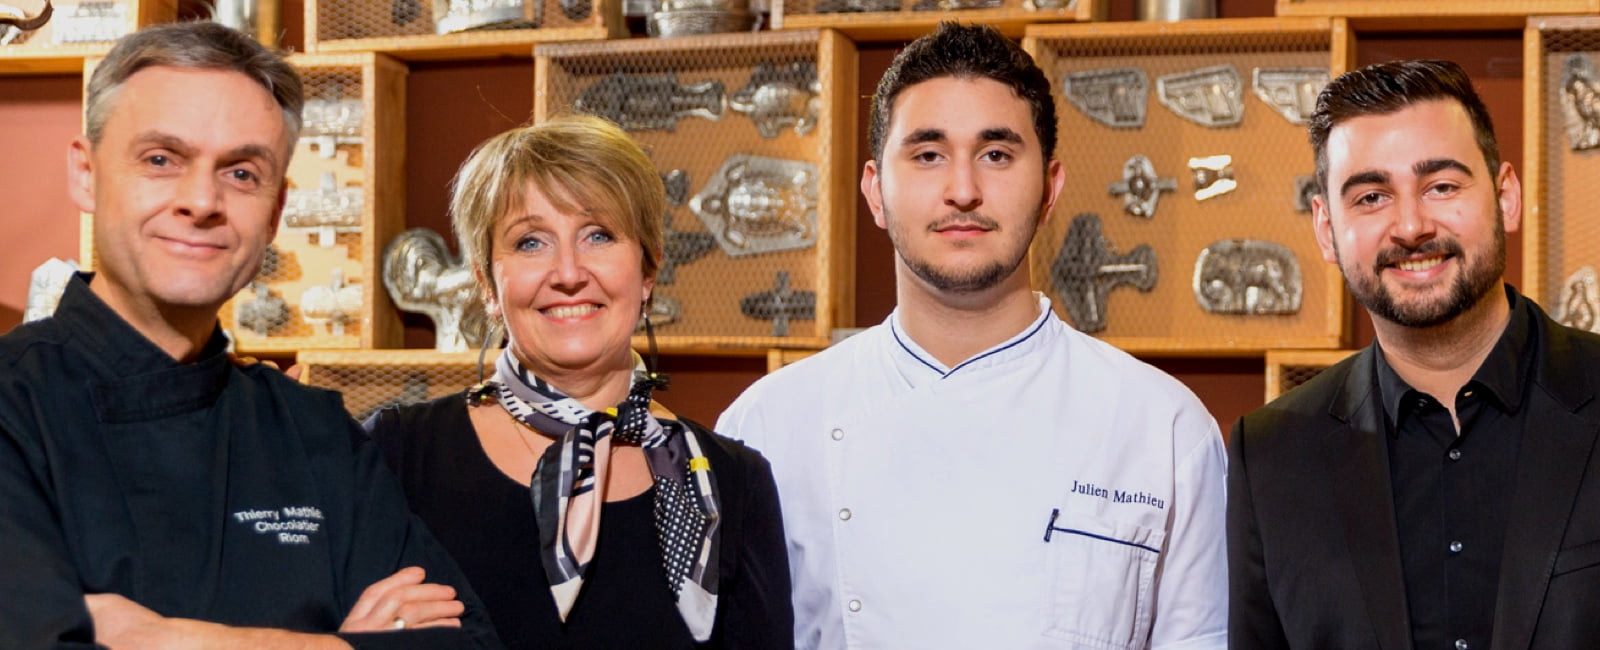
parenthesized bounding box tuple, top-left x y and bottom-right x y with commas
(1276, 0, 1595, 22)
(1528, 17, 1600, 337)
(218, 53, 407, 354)
(773, 0, 1100, 41)
(1024, 18, 1351, 355)
(306, 0, 622, 59)
(0, 0, 175, 73)
(1264, 348, 1356, 401)
(299, 350, 483, 419)
(536, 30, 857, 351)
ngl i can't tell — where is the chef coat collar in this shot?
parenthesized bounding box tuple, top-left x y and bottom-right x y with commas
(888, 292, 1055, 387)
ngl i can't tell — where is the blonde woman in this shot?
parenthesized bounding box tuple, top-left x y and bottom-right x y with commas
(365, 116, 793, 648)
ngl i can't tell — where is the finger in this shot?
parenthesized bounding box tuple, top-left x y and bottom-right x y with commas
(285, 364, 305, 382)
(396, 599, 465, 628)
(347, 567, 426, 623)
(414, 617, 463, 629)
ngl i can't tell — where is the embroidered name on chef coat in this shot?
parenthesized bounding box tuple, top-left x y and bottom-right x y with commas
(232, 506, 326, 545)
(1070, 480, 1167, 510)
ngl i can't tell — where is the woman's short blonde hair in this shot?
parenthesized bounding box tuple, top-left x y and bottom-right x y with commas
(451, 114, 666, 305)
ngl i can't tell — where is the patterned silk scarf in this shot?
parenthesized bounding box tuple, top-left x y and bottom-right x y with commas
(484, 348, 721, 640)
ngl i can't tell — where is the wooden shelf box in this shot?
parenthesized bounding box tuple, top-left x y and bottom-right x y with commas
(772, 0, 1102, 42)
(218, 53, 407, 354)
(0, 0, 175, 74)
(1276, 0, 1596, 30)
(535, 29, 857, 352)
(299, 349, 483, 419)
(1023, 17, 1354, 355)
(1264, 348, 1357, 401)
(306, 0, 622, 60)
(1523, 16, 1600, 337)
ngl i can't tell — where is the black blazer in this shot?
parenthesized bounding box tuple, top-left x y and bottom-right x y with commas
(1228, 295, 1600, 650)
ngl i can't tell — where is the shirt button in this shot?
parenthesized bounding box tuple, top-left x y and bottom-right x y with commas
(830, 428, 844, 441)
(1462, 390, 1474, 398)
(848, 599, 862, 612)
(1448, 449, 1462, 461)
(838, 508, 852, 521)
(1455, 639, 1468, 650)
(1449, 540, 1463, 553)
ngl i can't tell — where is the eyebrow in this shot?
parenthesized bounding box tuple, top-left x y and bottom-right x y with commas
(1414, 158, 1473, 178)
(899, 127, 1026, 148)
(1338, 170, 1390, 198)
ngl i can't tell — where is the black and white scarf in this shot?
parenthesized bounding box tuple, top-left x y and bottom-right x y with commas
(485, 348, 721, 640)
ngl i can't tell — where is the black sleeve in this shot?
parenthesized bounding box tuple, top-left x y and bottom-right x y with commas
(720, 446, 796, 650)
(1226, 417, 1291, 650)
(336, 420, 506, 650)
(0, 422, 101, 650)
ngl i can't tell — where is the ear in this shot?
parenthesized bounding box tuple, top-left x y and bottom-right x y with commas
(1039, 158, 1066, 226)
(861, 159, 887, 230)
(1311, 193, 1339, 265)
(642, 259, 657, 306)
(474, 265, 501, 321)
(1495, 161, 1522, 235)
(67, 135, 96, 214)
(270, 180, 287, 240)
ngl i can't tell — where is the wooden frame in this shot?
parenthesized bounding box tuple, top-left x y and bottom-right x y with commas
(0, 0, 176, 74)
(1276, 0, 1597, 31)
(305, 0, 622, 60)
(765, 347, 816, 372)
(536, 30, 857, 352)
(1264, 348, 1357, 401)
(772, 0, 1103, 42)
(1023, 17, 1353, 356)
(1523, 16, 1600, 326)
(216, 52, 408, 354)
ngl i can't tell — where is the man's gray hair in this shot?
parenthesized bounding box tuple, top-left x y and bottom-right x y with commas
(84, 21, 304, 148)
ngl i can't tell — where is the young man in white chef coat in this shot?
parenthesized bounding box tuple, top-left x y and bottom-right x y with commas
(717, 21, 1228, 650)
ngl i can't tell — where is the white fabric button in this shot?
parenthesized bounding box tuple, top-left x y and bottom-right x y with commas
(838, 508, 852, 521)
(848, 599, 862, 612)
(831, 428, 844, 441)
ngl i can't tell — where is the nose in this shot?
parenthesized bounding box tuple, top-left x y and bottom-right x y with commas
(548, 240, 588, 291)
(943, 158, 983, 213)
(174, 167, 222, 222)
(1390, 192, 1437, 247)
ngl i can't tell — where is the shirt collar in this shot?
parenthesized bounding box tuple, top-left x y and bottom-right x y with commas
(1373, 284, 1536, 431)
(887, 292, 1056, 387)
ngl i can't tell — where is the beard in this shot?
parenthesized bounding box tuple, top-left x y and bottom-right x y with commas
(886, 208, 1036, 294)
(1335, 214, 1506, 329)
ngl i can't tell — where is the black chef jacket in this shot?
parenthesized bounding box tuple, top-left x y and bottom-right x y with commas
(0, 274, 502, 650)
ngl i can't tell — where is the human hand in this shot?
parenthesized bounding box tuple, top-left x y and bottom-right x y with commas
(228, 354, 304, 381)
(85, 593, 182, 650)
(340, 566, 464, 632)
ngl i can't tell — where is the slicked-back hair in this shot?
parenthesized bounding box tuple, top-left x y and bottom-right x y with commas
(1309, 59, 1500, 198)
(450, 114, 667, 308)
(867, 22, 1057, 164)
(86, 22, 303, 149)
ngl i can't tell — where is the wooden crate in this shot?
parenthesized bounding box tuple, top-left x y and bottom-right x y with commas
(1276, 0, 1596, 30)
(1023, 17, 1353, 355)
(299, 349, 484, 419)
(773, 0, 1103, 42)
(1524, 16, 1600, 335)
(1264, 348, 1357, 401)
(217, 53, 407, 354)
(306, 0, 622, 59)
(536, 29, 857, 352)
(0, 0, 175, 74)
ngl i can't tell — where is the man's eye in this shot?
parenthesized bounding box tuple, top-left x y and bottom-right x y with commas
(230, 169, 257, 183)
(147, 154, 169, 167)
(982, 150, 1010, 163)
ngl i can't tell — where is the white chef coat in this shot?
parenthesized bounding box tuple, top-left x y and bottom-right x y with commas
(717, 294, 1227, 650)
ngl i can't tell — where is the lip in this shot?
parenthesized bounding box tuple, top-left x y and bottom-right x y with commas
(539, 302, 604, 322)
(1382, 252, 1452, 281)
(932, 223, 992, 238)
(156, 235, 227, 257)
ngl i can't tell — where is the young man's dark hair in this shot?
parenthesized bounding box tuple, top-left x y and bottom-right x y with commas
(1308, 59, 1500, 197)
(867, 21, 1058, 164)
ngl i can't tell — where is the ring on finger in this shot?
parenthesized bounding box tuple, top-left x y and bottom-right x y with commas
(393, 617, 407, 630)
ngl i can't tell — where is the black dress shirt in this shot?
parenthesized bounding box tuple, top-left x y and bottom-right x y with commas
(1376, 288, 1536, 650)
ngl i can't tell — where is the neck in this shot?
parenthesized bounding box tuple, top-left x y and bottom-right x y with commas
(894, 263, 1040, 369)
(1372, 284, 1511, 412)
(519, 351, 637, 411)
(89, 277, 217, 363)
